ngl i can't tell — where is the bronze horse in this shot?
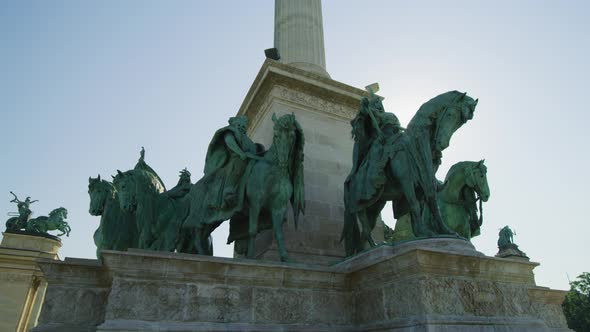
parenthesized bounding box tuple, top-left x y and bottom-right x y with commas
(342, 91, 478, 256)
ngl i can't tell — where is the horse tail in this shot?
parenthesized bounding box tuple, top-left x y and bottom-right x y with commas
(290, 117, 305, 229)
(291, 164, 305, 229)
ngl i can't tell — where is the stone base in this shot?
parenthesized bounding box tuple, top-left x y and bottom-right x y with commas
(496, 243, 530, 261)
(33, 238, 570, 332)
(0, 232, 61, 332)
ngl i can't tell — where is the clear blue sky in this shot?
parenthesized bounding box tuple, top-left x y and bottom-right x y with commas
(1, 1, 589, 290)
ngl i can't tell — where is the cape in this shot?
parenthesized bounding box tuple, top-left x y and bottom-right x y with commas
(204, 125, 246, 176)
(183, 126, 257, 228)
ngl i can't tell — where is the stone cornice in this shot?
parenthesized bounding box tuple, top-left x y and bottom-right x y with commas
(237, 59, 368, 133)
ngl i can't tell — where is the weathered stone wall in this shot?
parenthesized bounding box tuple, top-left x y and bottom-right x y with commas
(31, 258, 110, 332)
(98, 249, 351, 329)
(33, 240, 571, 332)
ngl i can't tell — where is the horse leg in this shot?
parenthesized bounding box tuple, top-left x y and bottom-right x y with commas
(357, 210, 376, 248)
(271, 207, 290, 262)
(366, 200, 386, 245)
(426, 193, 457, 236)
(247, 203, 261, 259)
(399, 179, 429, 237)
(193, 227, 206, 255)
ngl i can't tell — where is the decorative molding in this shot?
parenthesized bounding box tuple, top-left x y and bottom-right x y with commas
(248, 93, 275, 136)
(247, 85, 358, 135)
(274, 86, 357, 120)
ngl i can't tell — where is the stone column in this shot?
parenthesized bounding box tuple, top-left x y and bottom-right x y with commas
(274, 0, 329, 77)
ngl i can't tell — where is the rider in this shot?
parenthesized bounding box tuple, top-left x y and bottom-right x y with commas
(164, 168, 192, 199)
(204, 116, 262, 210)
(346, 91, 403, 208)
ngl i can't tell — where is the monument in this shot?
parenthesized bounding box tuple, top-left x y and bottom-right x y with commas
(1, 193, 66, 332)
(11, 1, 573, 331)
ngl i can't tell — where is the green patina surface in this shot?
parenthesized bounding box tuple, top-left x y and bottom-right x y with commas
(342, 89, 481, 256)
(5, 191, 70, 237)
(90, 114, 305, 262)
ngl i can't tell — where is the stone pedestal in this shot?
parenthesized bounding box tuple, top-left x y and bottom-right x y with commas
(0, 231, 61, 332)
(33, 239, 571, 331)
(496, 243, 530, 261)
(237, 59, 384, 265)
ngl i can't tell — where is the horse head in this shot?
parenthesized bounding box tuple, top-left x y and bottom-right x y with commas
(113, 170, 138, 212)
(432, 91, 478, 154)
(113, 169, 163, 213)
(272, 113, 299, 169)
(49, 207, 68, 221)
(88, 174, 114, 215)
(444, 160, 489, 203)
(464, 160, 489, 202)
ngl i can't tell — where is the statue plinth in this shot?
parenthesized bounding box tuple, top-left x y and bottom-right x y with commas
(32, 244, 571, 331)
(496, 243, 530, 261)
(237, 59, 384, 264)
(0, 231, 61, 332)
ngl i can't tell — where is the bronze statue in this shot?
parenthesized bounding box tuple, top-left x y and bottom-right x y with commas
(182, 114, 305, 262)
(390, 160, 490, 242)
(5, 191, 37, 231)
(496, 225, 529, 260)
(498, 226, 515, 247)
(26, 207, 70, 236)
(5, 192, 70, 237)
(88, 175, 136, 256)
(112, 148, 207, 253)
(228, 113, 305, 262)
(342, 90, 478, 256)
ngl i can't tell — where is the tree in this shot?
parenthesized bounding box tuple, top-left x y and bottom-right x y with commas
(563, 272, 590, 332)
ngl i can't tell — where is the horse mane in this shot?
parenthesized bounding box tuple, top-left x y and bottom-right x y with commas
(49, 207, 66, 218)
(444, 161, 476, 182)
(116, 169, 166, 195)
(407, 90, 466, 132)
(89, 178, 114, 193)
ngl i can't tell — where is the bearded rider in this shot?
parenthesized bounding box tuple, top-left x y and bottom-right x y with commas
(203, 116, 263, 210)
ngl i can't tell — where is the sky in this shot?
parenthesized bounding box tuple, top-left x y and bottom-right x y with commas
(1, 0, 589, 291)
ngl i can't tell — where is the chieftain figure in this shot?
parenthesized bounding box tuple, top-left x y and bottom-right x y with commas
(342, 88, 478, 256)
(202, 116, 263, 211)
(182, 116, 265, 255)
(95, 113, 305, 262)
(183, 114, 305, 262)
(112, 148, 166, 249)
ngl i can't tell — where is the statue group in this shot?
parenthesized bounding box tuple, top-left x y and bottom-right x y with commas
(89, 114, 304, 261)
(5, 192, 70, 237)
(341, 89, 487, 256)
(86, 89, 489, 261)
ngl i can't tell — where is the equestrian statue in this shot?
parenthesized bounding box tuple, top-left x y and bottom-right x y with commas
(342, 88, 479, 256)
(182, 114, 305, 262)
(5, 191, 70, 237)
(389, 160, 490, 242)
